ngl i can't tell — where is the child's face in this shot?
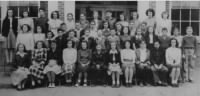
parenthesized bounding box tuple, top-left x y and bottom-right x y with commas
(186, 27, 193, 35)
(136, 29, 142, 35)
(58, 31, 63, 36)
(53, 12, 58, 19)
(93, 11, 98, 19)
(123, 27, 129, 34)
(80, 14, 85, 20)
(173, 28, 179, 36)
(148, 26, 154, 33)
(18, 44, 24, 52)
(132, 12, 138, 19)
(141, 24, 146, 29)
(37, 42, 43, 49)
(125, 42, 131, 49)
(61, 25, 67, 30)
(111, 43, 116, 50)
(69, 31, 75, 37)
(22, 25, 28, 32)
(120, 14, 125, 21)
(140, 42, 146, 49)
(75, 23, 81, 29)
(116, 24, 122, 30)
(148, 11, 153, 18)
(154, 42, 160, 48)
(111, 30, 116, 36)
(171, 40, 177, 47)
(51, 43, 56, 49)
(67, 41, 73, 48)
(8, 10, 13, 17)
(162, 30, 168, 36)
(85, 30, 90, 36)
(37, 26, 42, 33)
(82, 42, 87, 49)
(162, 13, 168, 19)
(67, 14, 73, 20)
(97, 30, 102, 36)
(47, 32, 53, 38)
(96, 45, 102, 50)
(23, 12, 28, 17)
(104, 22, 109, 28)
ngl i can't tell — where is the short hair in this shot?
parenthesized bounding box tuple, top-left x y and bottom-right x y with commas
(60, 23, 66, 26)
(21, 24, 31, 32)
(57, 28, 64, 32)
(102, 21, 110, 29)
(68, 29, 77, 37)
(80, 40, 88, 50)
(146, 8, 155, 17)
(161, 11, 169, 19)
(186, 26, 193, 30)
(119, 13, 126, 21)
(169, 38, 179, 48)
(67, 13, 73, 17)
(39, 8, 45, 11)
(21, 10, 29, 18)
(51, 11, 59, 19)
(35, 25, 43, 33)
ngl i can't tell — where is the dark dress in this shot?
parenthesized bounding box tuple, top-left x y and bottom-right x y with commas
(77, 49, 92, 72)
(80, 36, 95, 50)
(47, 48, 61, 65)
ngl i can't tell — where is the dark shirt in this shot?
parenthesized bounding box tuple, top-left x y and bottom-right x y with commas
(92, 50, 106, 68)
(150, 47, 165, 65)
(35, 17, 48, 33)
(182, 35, 197, 48)
(158, 36, 171, 50)
(13, 53, 30, 68)
(2, 17, 18, 37)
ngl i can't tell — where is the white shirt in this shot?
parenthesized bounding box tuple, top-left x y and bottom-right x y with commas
(63, 48, 77, 65)
(34, 33, 45, 43)
(65, 20, 75, 31)
(9, 17, 13, 28)
(140, 49, 147, 62)
(121, 49, 136, 64)
(149, 34, 153, 44)
(16, 33, 34, 50)
(48, 19, 63, 37)
(166, 47, 181, 65)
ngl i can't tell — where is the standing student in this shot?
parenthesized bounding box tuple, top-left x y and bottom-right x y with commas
(107, 42, 121, 87)
(62, 40, 77, 84)
(65, 13, 75, 31)
(33, 25, 45, 43)
(158, 28, 171, 50)
(115, 22, 123, 36)
(75, 22, 84, 39)
(121, 41, 136, 87)
(102, 21, 111, 38)
(29, 41, 47, 87)
(157, 11, 171, 36)
(16, 24, 34, 52)
(140, 22, 148, 36)
(89, 21, 98, 38)
(18, 11, 34, 33)
(48, 11, 63, 37)
(79, 13, 89, 29)
(135, 41, 152, 86)
(55, 29, 65, 65)
(95, 30, 106, 50)
(92, 11, 102, 30)
(182, 26, 197, 82)
(35, 8, 49, 34)
(2, 9, 18, 64)
(60, 23, 68, 37)
(129, 11, 140, 36)
(104, 11, 116, 29)
(150, 41, 168, 86)
(117, 13, 129, 27)
(172, 27, 182, 48)
(11, 43, 31, 90)
(143, 8, 156, 28)
(166, 39, 182, 87)
(145, 26, 158, 51)
(80, 29, 95, 50)
(131, 28, 145, 49)
(45, 31, 55, 49)
(66, 30, 79, 48)
(76, 41, 92, 87)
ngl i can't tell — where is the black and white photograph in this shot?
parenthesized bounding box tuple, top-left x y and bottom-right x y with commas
(0, 0, 200, 96)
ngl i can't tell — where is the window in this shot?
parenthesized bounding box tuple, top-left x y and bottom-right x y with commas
(8, 1, 40, 18)
(171, 1, 200, 35)
(0, 7, 1, 33)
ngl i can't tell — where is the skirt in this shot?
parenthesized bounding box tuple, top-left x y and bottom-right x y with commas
(108, 64, 121, 75)
(6, 29, 16, 49)
(29, 61, 45, 79)
(11, 67, 30, 86)
(78, 64, 89, 73)
(44, 65, 61, 75)
(63, 63, 75, 74)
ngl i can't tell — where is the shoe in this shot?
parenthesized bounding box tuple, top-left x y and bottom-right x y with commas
(188, 79, 193, 83)
(51, 83, 55, 88)
(75, 83, 79, 87)
(17, 85, 22, 90)
(48, 84, 51, 88)
(83, 83, 87, 87)
(32, 81, 35, 87)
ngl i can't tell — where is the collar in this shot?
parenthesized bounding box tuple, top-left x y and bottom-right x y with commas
(110, 49, 118, 54)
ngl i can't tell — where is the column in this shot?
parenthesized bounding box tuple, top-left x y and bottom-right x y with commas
(155, 1, 166, 22)
(48, 1, 58, 19)
(137, 1, 150, 22)
(64, 1, 75, 22)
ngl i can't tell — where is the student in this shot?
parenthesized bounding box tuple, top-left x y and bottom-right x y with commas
(120, 26, 131, 48)
(44, 59, 61, 88)
(55, 29, 64, 65)
(115, 22, 123, 36)
(60, 23, 68, 37)
(80, 29, 95, 50)
(45, 31, 55, 49)
(47, 41, 60, 66)
(106, 29, 120, 50)
(121, 41, 136, 87)
(76, 41, 92, 87)
(107, 42, 121, 87)
(143, 8, 156, 28)
(16, 24, 34, 52)
(89, 21, 98, 38)
(92, 11, 102, 30)
(182, 26, 197, 82)
(172, 27, 182, 48)
(166, 39, 182, 87)
(95, 30, 106, 50)
(91, 44, 107, 85)
(129, 11, 140, 36)
(145, 26, 158, 51)
(48, 11, 63, 37)
(150, 41, 168, 86)
(104, 11, 116, 29)
(35, 8, 49, 34)
(2, 9, 18, 64)
(158, 28, 171, 50)
(62, 40, 77, 84)
(157, 11, 171, 36)
(135, 41, 152, 86)
(117, 13, 129, 27)
(29, 41, 47, 87)
(131, 28, 145, 49)
(75, 22, 84, 39)
(65, 13, 75, 31)
(34, 25, 45, 43)
(11, 43, 31, 90)
(66, 30, 79, 48)
(140, 22, 148, 36)
(79, 13, 89, 29)
(18, 10, 34, 33)
(102, 21, 111, 38)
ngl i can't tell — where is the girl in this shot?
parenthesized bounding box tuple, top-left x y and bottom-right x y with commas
(166, 39, 182, 87)
(157, 11, 171, 36)
(172, 27, 182, 48)
(115, 22, 123, 36)
(131, 28, 144, 49)
(76, 41, 92, 87)
(121, 41, 136, 87)
(16, 24, 34, 52)
(79, 13, 89, 29)
(106, 29, 120, 50)
(65, 13, 75, 31)
(48, 11, 63, 37)
(129, 11, 140, 36)
(2, 9, 18, 64)
(11, 43, 30, 90)
(29, 41, 47, 87)
(145, 26, 158, 51)
(62, 40, 77, 84)
(143, 9, 156, 28)
(135, 41, 152, 86)
(45, 31, 55, 49)
(34, 25, 45, 43)
(89, 21, 98, 38)
(117, 13, 129, 27)
(92, 11, 102, 30)
(102, 21, 111, 38)
(66, 30, 79, 48)
(80, 29, 95, 50)
(18, 11, 34, 33)
(95, 30, 106, 50)
(120, 26, 131, 48)
(107, 42, 121, 87)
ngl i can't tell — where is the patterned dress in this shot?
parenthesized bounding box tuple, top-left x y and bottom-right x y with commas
(29, 48, 47, 79)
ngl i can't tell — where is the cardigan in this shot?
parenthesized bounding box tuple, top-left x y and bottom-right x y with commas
(135, 48, 150, 64)
(106, 50, 121, 65)
(13, 52, 30, 68)
(2, 17, 18, 37)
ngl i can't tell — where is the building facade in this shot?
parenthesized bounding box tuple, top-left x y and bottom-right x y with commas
(0, 1, 200, 35)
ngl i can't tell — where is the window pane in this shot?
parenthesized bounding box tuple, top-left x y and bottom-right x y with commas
(9, 6, 19, 17)
(191, 22, 199, 35)
(181, 9, 190, 20)
(181, 22, 189, 35)
(171, 9, 180, 20)
(29, 6, 38, 17)
(19, 6, 28, 17)
(191, 9, 199, 20)
(172, 22, 180, 35)
(75, 8, 80, 21)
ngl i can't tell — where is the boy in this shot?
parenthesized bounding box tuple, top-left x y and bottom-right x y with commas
(182, 26, 197, 82)
(55, 29, 64, 65)
(158, 28, 171, 50)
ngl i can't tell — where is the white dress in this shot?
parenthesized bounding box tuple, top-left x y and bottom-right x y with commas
(43, 59, 61, 74)
(33, 33, 45, 43)
(18, 18, 34, 33)
(121, 49, 136, 68)
(48, 19, 63, 37)
(63, 48, 77, 73)
(16, 32, 34, 50)
(166, 47, 181, 65)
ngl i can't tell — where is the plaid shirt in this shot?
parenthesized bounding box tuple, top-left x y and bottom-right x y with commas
(32, 48, 47, 63)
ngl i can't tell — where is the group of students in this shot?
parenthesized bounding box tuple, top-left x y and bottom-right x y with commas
(1, 8, 197, 90)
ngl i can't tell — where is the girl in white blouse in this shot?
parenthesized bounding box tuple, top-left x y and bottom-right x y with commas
(62, 40, 77, 84)
(166, 38, 182, 87)
(121, 41, 136, 87)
